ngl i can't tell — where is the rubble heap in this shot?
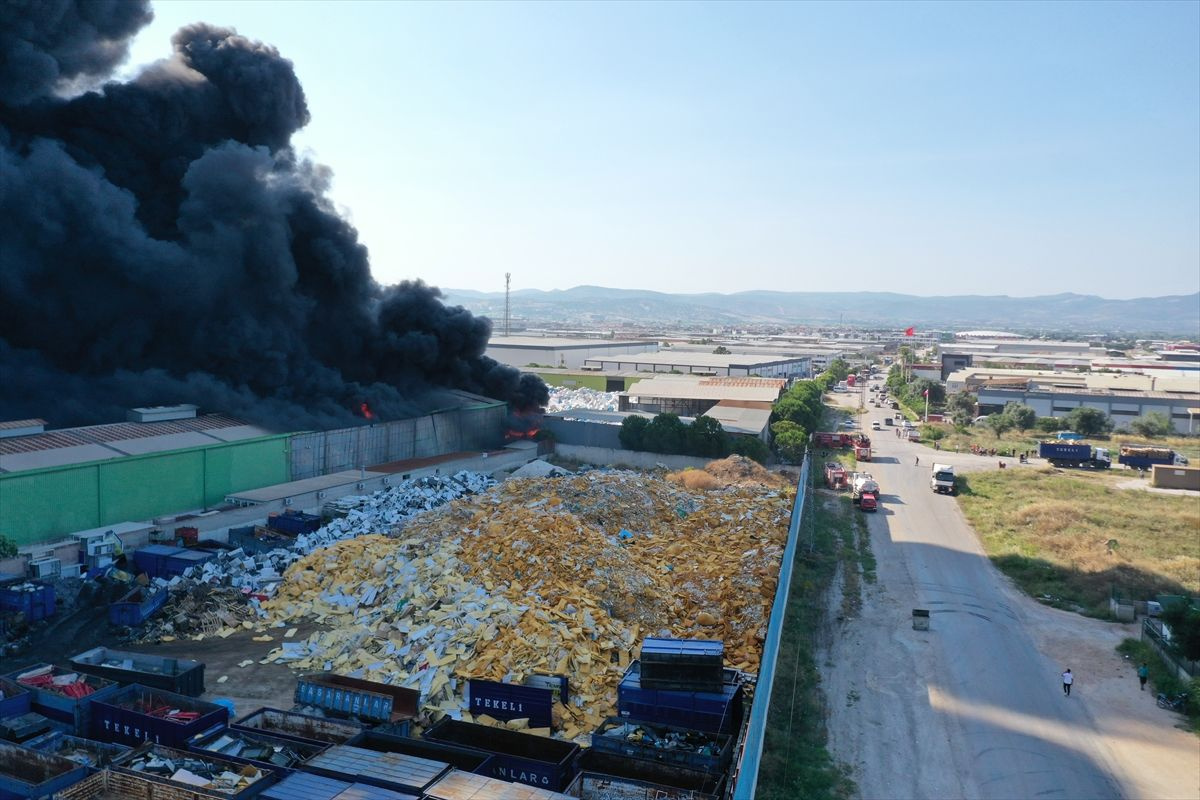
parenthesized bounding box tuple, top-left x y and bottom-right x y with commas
(262, 469, 792, 740)
(547, 387, 619, 412)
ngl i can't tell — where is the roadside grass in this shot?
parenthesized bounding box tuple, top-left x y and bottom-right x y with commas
(956, 468, 1200, 617)
(924, 423, 1200, 464)
(1116, 639, 1200, 733)
(757, 479, 856, 800)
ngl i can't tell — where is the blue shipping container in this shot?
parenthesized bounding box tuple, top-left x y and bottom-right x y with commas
(0, 677, 31, 720)
(189, 725, 329, 775)
(90, 685, 228, 748)
(617, 661, 744, 735)
(131, 545, 186, 578)
(161, 549, 217, 578)
(69, 646, 205, 697)
(3, 665, 121, 737)
(267, 511, 322, 536)
(294, 674, 418, 727)
(108, 587, 168, 627)
(300, 744, 450, 795)
(261, 772, 418, 800)
(0, 583, 56, 623)
(345, 731, 493, 776)
(0, 740, 89, 799)
(467, 680, 554, 729)
(232, 708, 363, 747)
(422, 719, 579, 792)
(25, 732, 130, 773)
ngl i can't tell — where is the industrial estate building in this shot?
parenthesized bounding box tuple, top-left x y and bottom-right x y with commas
(485, 335, 656, 369)
(582, 350, 811, 378)
(0, 395, 509, 551)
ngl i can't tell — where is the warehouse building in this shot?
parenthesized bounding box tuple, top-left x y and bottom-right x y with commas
(486, 335, 656, 369)
(0, 394, 510, 550)
(583, 351, 811, 378)
(975, 384, 1200, 434)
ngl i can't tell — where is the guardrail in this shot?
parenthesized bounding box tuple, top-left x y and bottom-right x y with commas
(732, 452, 811, 799)
(1142, 618, 1200, 679)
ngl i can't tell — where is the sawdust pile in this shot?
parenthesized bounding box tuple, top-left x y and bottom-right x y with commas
(668, 454, 791, 490)
(262, 470, 792, 740)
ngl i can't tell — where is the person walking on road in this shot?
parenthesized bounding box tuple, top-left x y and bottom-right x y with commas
(915, 456, 920, 466)
(1062, 668, 1073, 696)
(1137, 663, 1149, 691)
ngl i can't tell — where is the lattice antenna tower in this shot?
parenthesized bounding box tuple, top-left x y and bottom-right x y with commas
(504, 272, 511, 336)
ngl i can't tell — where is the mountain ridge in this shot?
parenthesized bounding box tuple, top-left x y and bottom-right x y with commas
(439, 286, 1200, 336)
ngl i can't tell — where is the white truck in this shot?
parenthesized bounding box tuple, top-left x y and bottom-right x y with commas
(931, 463, 956, 495)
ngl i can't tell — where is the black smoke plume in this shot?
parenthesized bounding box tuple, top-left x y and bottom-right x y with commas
(0, 1, 547, 430)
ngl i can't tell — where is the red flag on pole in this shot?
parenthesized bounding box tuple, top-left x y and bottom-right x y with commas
(923, 389, 929, 397)
(904, 326, 915, 336)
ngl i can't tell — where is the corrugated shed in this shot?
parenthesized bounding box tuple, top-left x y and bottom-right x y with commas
(0, 414, 264, 455)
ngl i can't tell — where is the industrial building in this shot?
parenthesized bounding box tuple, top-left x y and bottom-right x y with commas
(619, 375, 783, 441)
(0, 395, 509, 550)
(485, 335, 656, 369)
(583, 350, 811, 378)
(964, 374, 1200, 434)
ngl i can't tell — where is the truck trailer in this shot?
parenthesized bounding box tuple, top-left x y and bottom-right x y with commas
(1117, 445, 1188, 470)
(1038, 441, 1111, 469)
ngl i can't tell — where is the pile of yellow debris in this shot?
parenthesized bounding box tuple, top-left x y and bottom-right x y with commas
(262, 463, 792, 741)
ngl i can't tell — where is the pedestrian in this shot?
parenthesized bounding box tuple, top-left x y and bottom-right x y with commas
(915, 456, 920, 466)
(1137, 663, 1148, 691)
(1062, 668, 1073, 696)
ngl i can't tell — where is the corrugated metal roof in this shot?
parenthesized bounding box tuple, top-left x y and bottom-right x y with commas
(0, 414, 259, 456)
(0, 418, 46, 430)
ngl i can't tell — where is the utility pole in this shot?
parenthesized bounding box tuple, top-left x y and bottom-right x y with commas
(504, 272, 511, 337)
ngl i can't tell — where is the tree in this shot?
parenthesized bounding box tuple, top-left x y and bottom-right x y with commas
(1035, 416, 1066, 433)
(1002, 402, 1036, 432)
(985, 414, 1014, 438)
(687, 415, 731, 458)
(827, 358, 851, 382)
(946, 392, 976, 429)
(731, 436, 770, 464)
(642, 413, 689, 454)
(906, 379, 944, 407)
(771, 421, 808, 464)
(618, 416, 649, 450)
(1160, 602, 1200, 662)
(712, 346, 731, 355)
(1066, 407, 1114, 437)
(1129, 412, 1173, 438)
(0, 535, 16, 560)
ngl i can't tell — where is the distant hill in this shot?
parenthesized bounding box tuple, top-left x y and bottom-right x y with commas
(439, 286, 1200, 336)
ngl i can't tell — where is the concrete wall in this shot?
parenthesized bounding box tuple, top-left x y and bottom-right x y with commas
(1151, 464, 1200, 491)
(288, 404, 506, 480)
(555, 444, 712, 471)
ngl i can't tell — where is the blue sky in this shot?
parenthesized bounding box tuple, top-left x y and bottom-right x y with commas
(122, 1, 1199, 299)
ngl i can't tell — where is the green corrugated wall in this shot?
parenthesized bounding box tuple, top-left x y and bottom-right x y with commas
(0, 435, 289, 547)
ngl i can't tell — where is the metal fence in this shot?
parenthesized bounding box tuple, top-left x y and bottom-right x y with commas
(1142, 617, 1200, 679)
(732, 452, 811, 799)
(288, 404, 507, 480)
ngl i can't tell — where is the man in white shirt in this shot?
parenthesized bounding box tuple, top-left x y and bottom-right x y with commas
(1062, 668, 1074, 696)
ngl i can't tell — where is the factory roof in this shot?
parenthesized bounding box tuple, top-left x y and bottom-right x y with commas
(979, 384, 1200, 401)
(585, 351, 808, 368)
(225, 470, 388, 505)
(702, 404, 773, 435)
(488, 336, 653, 349)
(623, 375, 787, 403)
(0, 414, 276, 473)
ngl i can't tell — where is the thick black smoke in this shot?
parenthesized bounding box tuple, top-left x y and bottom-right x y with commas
(0, 2, 547, 430)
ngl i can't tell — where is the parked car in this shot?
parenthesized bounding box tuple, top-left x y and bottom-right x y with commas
(871, 421, 881, 430)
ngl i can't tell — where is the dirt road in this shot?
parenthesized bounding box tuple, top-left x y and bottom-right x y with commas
(821, 395, 1199, 799)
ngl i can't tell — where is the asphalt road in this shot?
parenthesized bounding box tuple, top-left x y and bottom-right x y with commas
(822, 391, 1124, 799)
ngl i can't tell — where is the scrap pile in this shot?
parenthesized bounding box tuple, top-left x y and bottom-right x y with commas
(133, 472, 494, 643)
(200, 732, 309, 769)
(263, 465, 792, 740)
(547, 387, 619, 412)
(124, 747, 265, 792)
(16, 665, 95, 698)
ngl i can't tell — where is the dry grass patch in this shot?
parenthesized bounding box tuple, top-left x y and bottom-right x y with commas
(958, 468, 1200, 616)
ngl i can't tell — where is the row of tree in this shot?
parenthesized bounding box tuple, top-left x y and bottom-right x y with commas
(769, 359, 852, 463)
(618, 413, 770, 463)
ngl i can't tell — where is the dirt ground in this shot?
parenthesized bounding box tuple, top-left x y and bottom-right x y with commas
(8, 596, 321, 721)
(821, 390, 1200, 799)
